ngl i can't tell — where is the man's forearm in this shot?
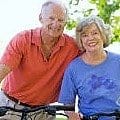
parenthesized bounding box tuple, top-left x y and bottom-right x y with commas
(0, 64, 11, 83)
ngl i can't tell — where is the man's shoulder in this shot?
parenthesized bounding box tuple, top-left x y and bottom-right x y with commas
(8, 28, 41, 46)
(63, 33, 77, 46)
(63, 33, 75, 41)
(17, 27, 40, 36)
(14, 27, 40, 40)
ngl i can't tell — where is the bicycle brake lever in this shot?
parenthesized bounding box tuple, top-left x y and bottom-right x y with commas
(0, 108, 8, 116)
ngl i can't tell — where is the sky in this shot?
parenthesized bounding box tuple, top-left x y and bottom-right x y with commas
(0, 0, 44, 55)
(0, 0, 42, 42)
(0, 0, 120, 56)
(0, 0, 93, 42)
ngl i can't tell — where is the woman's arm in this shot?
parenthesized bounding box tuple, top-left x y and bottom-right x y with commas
(65, 111, 82, 120)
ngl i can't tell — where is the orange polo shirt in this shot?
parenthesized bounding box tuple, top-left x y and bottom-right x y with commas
(0, 28, 79, 106)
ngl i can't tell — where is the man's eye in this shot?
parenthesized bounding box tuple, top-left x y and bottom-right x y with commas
(82, 34, 88, 37)
(58, 19, 64, 22)
(49, 17, 54, 20)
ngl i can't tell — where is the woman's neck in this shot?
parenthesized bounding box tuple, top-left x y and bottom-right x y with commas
(81, 50, 107, 65)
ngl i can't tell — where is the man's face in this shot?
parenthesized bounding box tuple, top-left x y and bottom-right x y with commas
(40, 4, 67, 38)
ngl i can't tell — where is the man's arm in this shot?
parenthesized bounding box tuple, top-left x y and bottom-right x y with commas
(0, 64, 11, 83)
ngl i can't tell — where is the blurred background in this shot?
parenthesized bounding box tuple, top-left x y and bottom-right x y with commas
(0, 0, 120, 57)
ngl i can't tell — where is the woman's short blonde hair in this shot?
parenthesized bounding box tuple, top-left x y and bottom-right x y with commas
(76, 15, 112, 50)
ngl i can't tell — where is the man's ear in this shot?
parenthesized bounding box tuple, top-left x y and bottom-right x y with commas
(39, 13, 42, 23)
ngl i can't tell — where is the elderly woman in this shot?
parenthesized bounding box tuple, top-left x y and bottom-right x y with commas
(58, 16, 120, 120)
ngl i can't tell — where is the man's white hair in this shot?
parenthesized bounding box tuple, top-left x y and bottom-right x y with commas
(41, 0, 67, 14)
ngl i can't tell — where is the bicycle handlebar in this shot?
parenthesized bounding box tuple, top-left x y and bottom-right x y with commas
(0, 105, 75, 117)
(83, 109, 120, 120)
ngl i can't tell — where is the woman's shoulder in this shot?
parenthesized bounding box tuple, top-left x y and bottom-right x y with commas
(108, 51, 120, 61)
(67, 57, 82, 69)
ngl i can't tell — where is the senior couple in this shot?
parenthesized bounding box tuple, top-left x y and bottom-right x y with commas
(0, 0, 119, 120)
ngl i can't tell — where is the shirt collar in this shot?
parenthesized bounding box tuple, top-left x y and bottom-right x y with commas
(31, 28, 65, 47)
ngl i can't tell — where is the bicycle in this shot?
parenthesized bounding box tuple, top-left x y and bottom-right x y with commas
(83, 109, 120, 120)
(0, 105, 75, 120)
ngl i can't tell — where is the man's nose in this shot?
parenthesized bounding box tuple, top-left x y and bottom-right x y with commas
(52, 19, 62, 26)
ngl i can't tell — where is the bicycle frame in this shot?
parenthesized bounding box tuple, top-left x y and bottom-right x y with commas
(83, 109, 120, 120)
(0, 105, 75, 120)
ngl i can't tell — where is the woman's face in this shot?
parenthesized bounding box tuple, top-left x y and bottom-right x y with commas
(80, 23, 104, 53)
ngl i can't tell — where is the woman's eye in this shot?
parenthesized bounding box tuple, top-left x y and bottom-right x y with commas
(93, 32, 98, 35)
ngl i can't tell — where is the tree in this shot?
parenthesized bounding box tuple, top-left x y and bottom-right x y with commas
(66, 0, 120, 43)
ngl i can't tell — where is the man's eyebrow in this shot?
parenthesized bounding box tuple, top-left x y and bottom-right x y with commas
(80, 31, 86, 34)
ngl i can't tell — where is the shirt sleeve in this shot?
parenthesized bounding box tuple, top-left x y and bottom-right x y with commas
(58, 65, 77, 104)
(0, 32, 27, 70)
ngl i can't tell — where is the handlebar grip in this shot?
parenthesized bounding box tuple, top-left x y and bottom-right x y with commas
(44, 105, 75, 112)
(54, 105, 75, 111)
(45, 105, 75, 116)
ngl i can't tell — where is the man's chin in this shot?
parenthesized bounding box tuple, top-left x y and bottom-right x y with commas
(50, 33, 62, 38)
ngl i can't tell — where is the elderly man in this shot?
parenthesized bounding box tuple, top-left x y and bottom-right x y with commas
(0, 0, 79, 120)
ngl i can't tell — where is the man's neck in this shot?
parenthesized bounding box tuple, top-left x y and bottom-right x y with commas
(41, 30, 59, 45)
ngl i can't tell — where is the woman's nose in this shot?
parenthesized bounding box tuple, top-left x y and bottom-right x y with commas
(88, 34, 94, 39)
(53, 19, 61, 25)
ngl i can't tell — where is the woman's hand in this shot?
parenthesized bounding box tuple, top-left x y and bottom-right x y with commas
(65, 111, 83, 120)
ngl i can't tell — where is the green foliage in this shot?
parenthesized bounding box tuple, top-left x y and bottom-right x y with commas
(89, 0, 120, 24)
(83, 9, 94, 17)
(66, 18, 77, 30)
(66, 0, 120, 43)
(111, 16, 120, 42)
(89, 0, 120, 43)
